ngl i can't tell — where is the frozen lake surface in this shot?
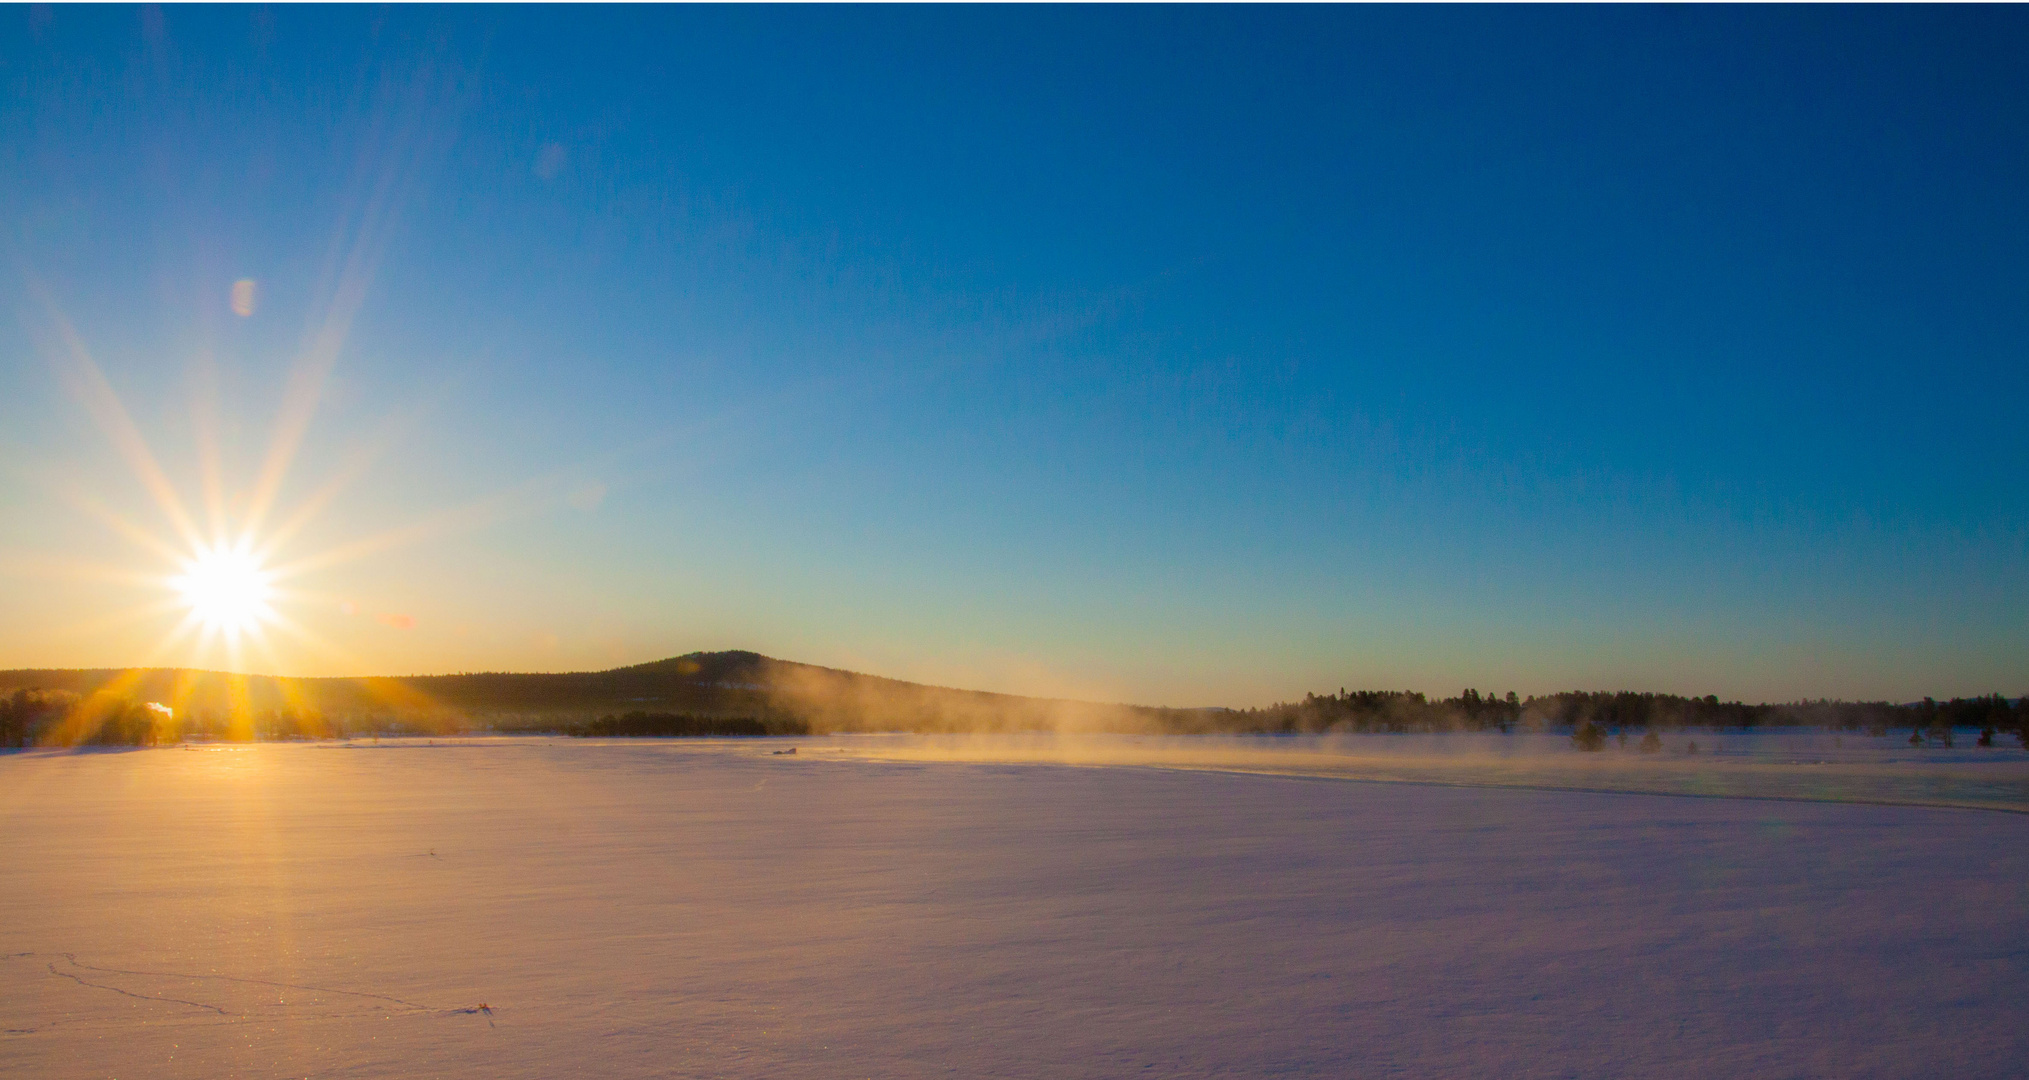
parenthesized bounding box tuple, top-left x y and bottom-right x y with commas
(3, 736, 2025, 1078)
(823, 727, 2029, 813)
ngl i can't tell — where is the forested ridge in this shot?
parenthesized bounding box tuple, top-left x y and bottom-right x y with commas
(1, 652, 2023, 747)
(1231, 688, 2025, 737)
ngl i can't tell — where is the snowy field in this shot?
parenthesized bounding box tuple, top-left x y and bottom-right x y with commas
(824, 728, 2029, 813)
(3, 736, 2026, 1078)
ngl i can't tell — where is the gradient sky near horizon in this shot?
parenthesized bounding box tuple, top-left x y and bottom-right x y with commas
(3, 6, 2026, 707)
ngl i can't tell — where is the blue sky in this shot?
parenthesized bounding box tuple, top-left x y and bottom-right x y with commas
(3, 6, 2025, 705)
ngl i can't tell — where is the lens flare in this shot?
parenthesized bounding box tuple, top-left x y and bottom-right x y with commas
(171, 544, 274, 634)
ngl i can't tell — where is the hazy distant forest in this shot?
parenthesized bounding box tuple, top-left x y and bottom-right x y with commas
(1, 652, 2024, 749)
(1241, 688, 2026, 750)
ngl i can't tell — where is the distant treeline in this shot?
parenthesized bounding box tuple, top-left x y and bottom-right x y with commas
(1224, 688, 2028, 741)
(1231, 688, 1524, 734)
(4, 676, 2026, 748)
(0, 690, 165, 747)
(0, 688, 456, 747)
(0, 693, 805, 746)
(569, 712, 807, 738)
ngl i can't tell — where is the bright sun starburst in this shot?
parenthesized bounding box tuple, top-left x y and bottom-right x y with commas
(170, 544, 275, 636)
(14, 82, 548, 681)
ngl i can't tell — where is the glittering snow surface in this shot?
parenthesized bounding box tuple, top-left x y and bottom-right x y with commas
(2, 737, 2024, 1078)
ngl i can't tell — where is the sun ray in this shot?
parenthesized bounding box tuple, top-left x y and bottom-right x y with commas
(167, 666, 206, 737)
(222, 670, 255, 742)
(266, 585, 351, 609)
(0, 550, 168, 588)
(187, 348, 232, 547)
(145, 613, 206, 668)
(37, 483, 195, 567)
(38, 597, 192, 642)
(41, 632, 193, 744)
(266, 470, 576, 581)
(259, 608, 368, 674)
(238, 64, 454, 543)
(253, 393, 443, 563)
(223, 617, 245, 676)
(28, 68, 491, 685)
(28, 281, 206, 551)
(189, 620, 220, 674)
(245, 624, 288, 681)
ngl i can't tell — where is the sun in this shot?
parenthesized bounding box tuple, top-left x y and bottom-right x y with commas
(171, 544, 275, 635)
